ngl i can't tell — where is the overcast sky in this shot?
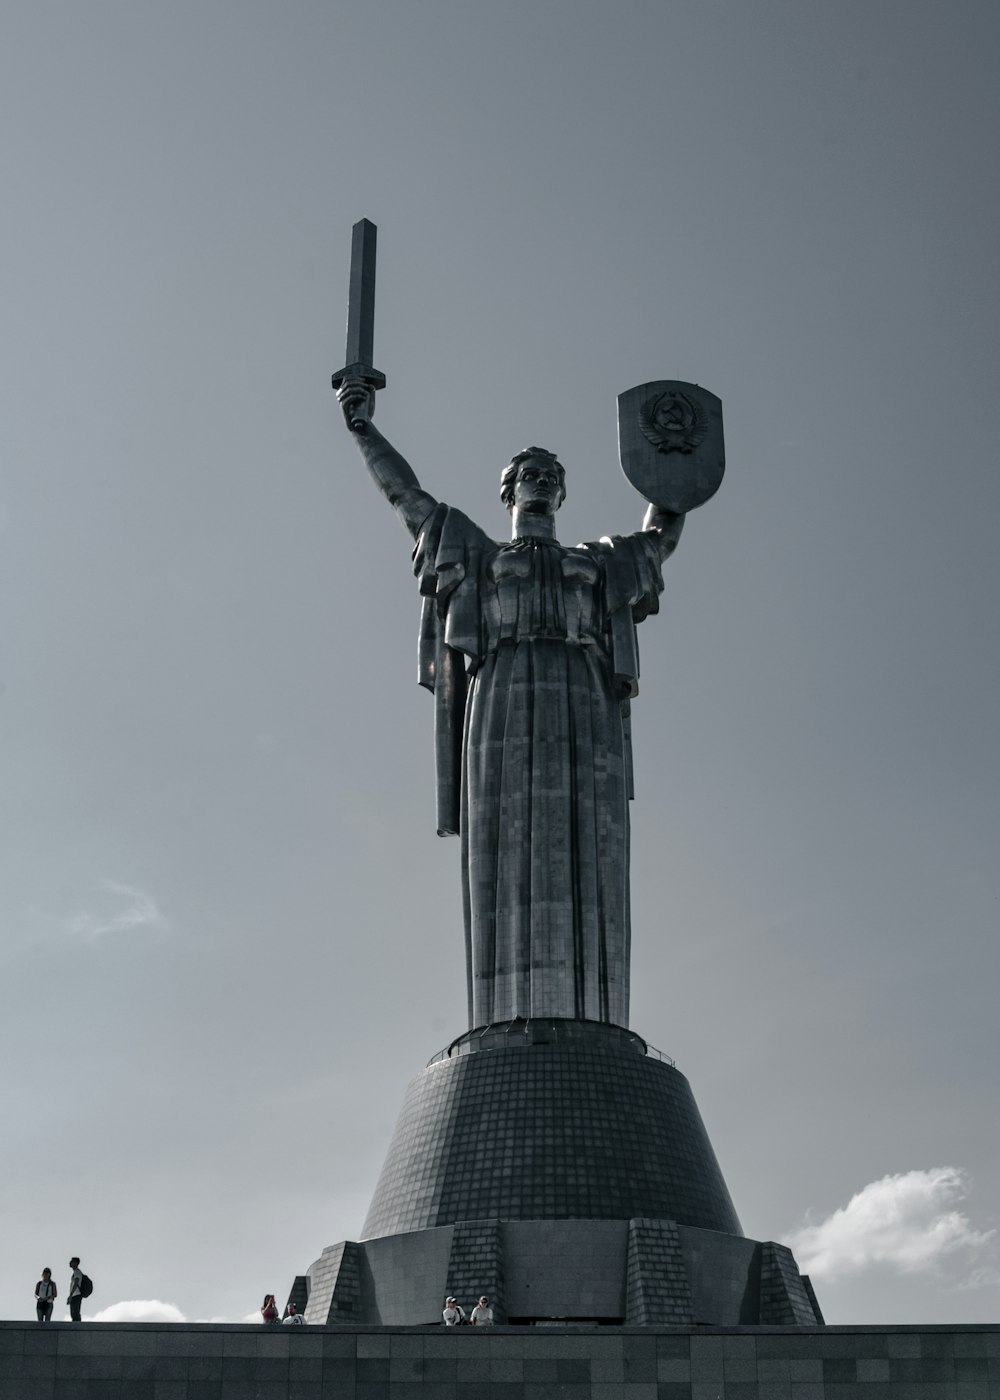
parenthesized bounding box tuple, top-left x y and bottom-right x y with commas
(2, 0, 998, 1328)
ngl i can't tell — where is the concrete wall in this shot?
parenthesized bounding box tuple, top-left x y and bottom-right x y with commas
(2, 1320, 999, 1398)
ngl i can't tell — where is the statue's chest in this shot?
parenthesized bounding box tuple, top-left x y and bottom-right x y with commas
(484, 545, 604, 642)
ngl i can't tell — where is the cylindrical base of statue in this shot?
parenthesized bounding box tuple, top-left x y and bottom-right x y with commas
(362, 1018, 742, 1240)
(297, 1020, 823, 1326)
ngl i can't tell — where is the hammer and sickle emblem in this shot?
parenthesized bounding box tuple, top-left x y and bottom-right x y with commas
(638, 390, 707, 455)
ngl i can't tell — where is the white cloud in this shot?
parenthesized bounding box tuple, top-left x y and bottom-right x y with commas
(788, 1167, 994, 1280)
(88, 1299, 186, 1323)
(67, 880, 167, 941)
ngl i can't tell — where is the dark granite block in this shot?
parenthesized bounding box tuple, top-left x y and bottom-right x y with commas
(241, 1383, 290, 1400)
(320, 1370, 357, 1400)
(954, 1357, 989, 1380)
(0, 1331, 24, 1354)
(149, 1382, 186, 1400)
(25, 1331, 62, 1355)
(786, 1358, 823, 1384)
(856, 1358, 890, 1381)
(522, 1358, 558, 1381)
(222, 1333, 258, 1358)
(122, 1356, 157, 1380)
(955, 1333, 1000, 1356)
(290, 1357, 325, 1385)
(187, 1381, 223, 1400)
(389, 1357, 424, 1381)
(784, 1383, 824, 1400)
(656, 1337, 691, 1360)
(455, 1355, 492, 1381)
(323, 1333, 359, 1357)
(52, 1381, 89, 1400)
(422, 1357, 457, 1381)
(823, 1357, 857, 1382)
(222, 1356, 257, 1382)
(324, 1355, 359, 1384)
(485, 1386, 525, 1400)
(624, 1353, 657, 1381)
(389, 1336, 425, 1358)
(954, 1384, 990, 1400)
(657, 1385, 693, 1400)
(155, 1332, 205, 1357)
(886, 1334, 921, 1358)
(288, 1385, 323, 1400)
(522, 1385, 590, 1400)
(56, 1355, 121, 1380)
(152, 1357, 189, 1380)
(556, 1358, 591, 1382)
(918, 1332, 956, 1356)
(756, 1335, 820, 1360)
(889, 1356, 953, 1382)
(257, 1333, 292, 1359)
(187, 1356, 223, 1381)
(491, 1358, 525, 1381)
(357, 1336, 392, 1358)
(725, 1385, 760, 1400)
(723, 1358, 757, 1382)
(358, 1358, 391, 1382)
(819, 1334, 888, 1360)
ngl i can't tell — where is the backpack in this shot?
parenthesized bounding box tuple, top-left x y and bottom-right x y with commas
(79, 1274, 94, 1298)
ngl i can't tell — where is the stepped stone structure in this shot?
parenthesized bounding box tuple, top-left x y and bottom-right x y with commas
(301, 228, 822, 1326)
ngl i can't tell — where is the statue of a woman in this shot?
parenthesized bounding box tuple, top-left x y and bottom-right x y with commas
(338, 380, 684, 1031)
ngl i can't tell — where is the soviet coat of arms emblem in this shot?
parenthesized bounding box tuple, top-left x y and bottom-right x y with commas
(618, 379, 725, 513)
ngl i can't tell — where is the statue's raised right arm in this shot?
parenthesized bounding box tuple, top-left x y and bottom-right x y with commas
(336, 377, 437, 540)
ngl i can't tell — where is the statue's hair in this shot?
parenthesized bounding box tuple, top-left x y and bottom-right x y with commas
(500, 447, 567, 510)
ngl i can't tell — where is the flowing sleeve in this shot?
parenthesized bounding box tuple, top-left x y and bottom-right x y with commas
(585, 531, 666, 699)
(412, 504, 497, 836)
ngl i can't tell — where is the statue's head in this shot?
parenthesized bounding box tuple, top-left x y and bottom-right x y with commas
(500, 447, 567, 514)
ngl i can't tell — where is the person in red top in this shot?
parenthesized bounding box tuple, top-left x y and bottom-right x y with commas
(261, 1294, 280, 1323)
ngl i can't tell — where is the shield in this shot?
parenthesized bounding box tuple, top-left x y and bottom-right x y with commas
(618, 380, 725, 513)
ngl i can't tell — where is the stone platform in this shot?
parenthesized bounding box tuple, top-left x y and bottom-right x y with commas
(299, 1020, 821, 1327)
(2, 1320, 998, 1398)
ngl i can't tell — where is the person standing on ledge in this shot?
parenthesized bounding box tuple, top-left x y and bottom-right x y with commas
(67, 1258, 83, 1322)
(35, 1268, 57, 1322)
(337, 381, 684, 1032)
(470, 1296, 494, 1326)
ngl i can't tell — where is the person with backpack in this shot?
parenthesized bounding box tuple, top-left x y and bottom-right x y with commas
(67, 1258, 92, 1321)
(68, 1258, 83, 1321)
(35, 1268, 57, 1322)
(442, 1296, 466, 1326)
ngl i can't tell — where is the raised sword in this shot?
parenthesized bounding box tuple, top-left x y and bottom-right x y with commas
(331, 217, 386, 430)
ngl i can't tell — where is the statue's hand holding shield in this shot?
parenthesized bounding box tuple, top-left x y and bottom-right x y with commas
(618, 381, 725, 513)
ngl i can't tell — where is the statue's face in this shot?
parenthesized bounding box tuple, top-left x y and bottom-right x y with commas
(512, 457, 562, 514)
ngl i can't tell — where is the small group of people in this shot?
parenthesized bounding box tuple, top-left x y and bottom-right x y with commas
(442, 1295, 494, 1326)
(35, 1258, 87, 1323)
(260, 1294, 307, 1325)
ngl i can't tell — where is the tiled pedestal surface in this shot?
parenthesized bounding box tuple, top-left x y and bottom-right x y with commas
(301, 1021, 820, 1327)
(2, 1321, 999, 1399)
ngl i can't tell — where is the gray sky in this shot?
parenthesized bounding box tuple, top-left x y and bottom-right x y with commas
(2, 0, 998, 1327)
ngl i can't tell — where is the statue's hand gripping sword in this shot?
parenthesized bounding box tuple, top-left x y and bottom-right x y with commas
(331, 217, 386, 430)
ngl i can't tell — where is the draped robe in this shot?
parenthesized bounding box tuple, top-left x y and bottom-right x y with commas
(413, 504, 666, 1030)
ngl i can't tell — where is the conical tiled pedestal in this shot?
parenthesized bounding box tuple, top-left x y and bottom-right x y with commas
(294, 1021, 822, 1327)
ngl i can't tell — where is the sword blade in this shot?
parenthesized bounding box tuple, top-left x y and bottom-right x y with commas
(345, 218, 378, 368)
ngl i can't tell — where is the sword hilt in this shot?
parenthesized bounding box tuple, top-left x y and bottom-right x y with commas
(332, 363, 386, 431)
